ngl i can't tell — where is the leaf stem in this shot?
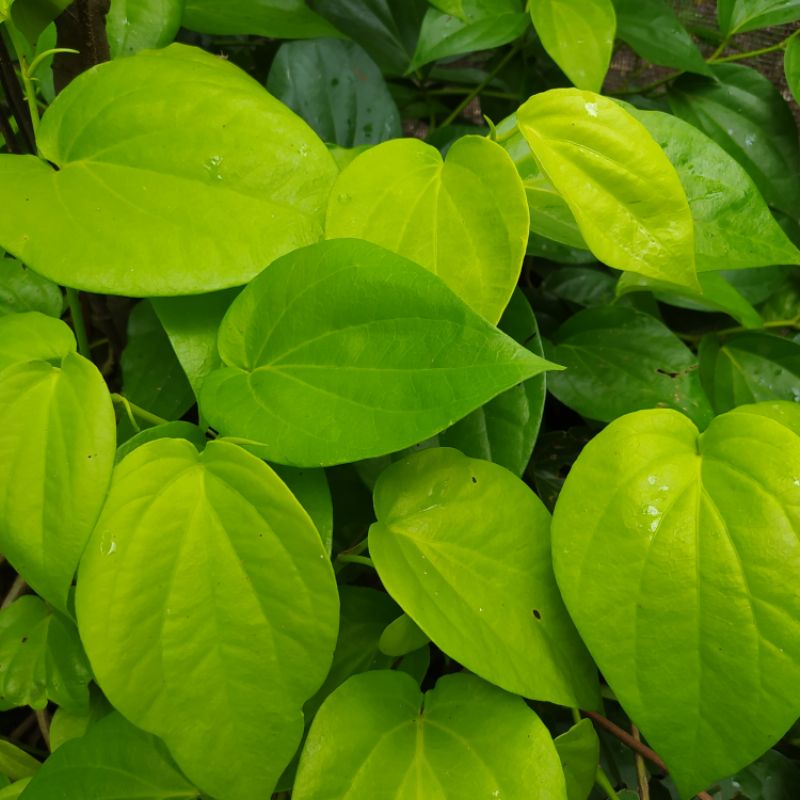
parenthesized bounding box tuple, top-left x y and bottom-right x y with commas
(1, 574, 27, 609)
(110, 393, 168, 428)
(595, 766, 622, 800)
(66, 288, 91, 358)
(632, 725, 650, 800)
(708, 29, 800, 63)
(582, 710, 714, 800)
(336, 554, 375, 569)
(434, 41, 522, 131)
(27, 47, 79, 77)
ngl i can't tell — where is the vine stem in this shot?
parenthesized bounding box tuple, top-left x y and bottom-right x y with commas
(336, 554, 375, 569)
(582, 710, 714, 800)
(110, 394, 168, 429)
(1, 574, 27, 609)
(595, 766, 622, 800)
(434, 41, 523, 131)
(632, 725, 650, 800)
(67, 288, 91, 358)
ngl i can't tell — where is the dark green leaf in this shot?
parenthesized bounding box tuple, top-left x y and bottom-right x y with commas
(267, 38, 401, 147)
(0, 260, 62, 318)
(555, 718, 599, 800)
(718, 0, 800, 35)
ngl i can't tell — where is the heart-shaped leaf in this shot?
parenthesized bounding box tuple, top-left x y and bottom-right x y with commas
(76, 439, 339, 800)
(552, 404, 800, 797)
(293, 670, 568, 800)
(200, 239, 556, 466)
(369, 446, 599, 708)
(0, 44, 337, 296)
(326, 136, 529, 323)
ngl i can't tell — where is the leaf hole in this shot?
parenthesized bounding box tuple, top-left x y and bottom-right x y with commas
(532, 609, 542, 620)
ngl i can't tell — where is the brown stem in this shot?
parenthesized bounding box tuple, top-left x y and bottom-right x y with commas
(582, 710, 714, 800)
(53, 0, 110, 92)
(633, 725, 650, 800)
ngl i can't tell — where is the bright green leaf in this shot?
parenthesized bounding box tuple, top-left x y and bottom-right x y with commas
(517, 89, 697, 288)
(628, 106, 800, 271)
(555, 719, 599, 800)
(151, 289, 239, 398)
(267, 38, 401, 147)
(271, 464, 334, 553)
(718, 0, 800, 35)
(369, 447, 600, 708)
(76, 439, 339, 800)
(428, 0, 464, 17)
(552, 406, 800, 797)
(0, 260, 62, 318)
(107, 0, 184, 58)
(49, 687, 112, 751)
(115, 421, 206, 463)
(613, 0, 710, 75)
(0, 351, 115, 610)
(18, 713, 199, 800)
(326, 136, 529, 323)
(545, 306, 713, 427)
(0, 44, 337, 296)
(293, 671, 568, 800)
(409, 0, 529, 73)
(668, 64, 800, 217)
(182, 0, 339, 38)
(0, 780, 29, 800)
(530, 0, 616, 92)
(698, 332, 800, 413)
(200, 239, 556, 467)
(378, 614, 429, 657)
(0, 312, 74, 372)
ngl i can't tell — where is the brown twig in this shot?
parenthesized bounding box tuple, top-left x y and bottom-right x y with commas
(633, 725, 650, 800)
(1, 574, 27, 609)
(582, 710, 714, 800)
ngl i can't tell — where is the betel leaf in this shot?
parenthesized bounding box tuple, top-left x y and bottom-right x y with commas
(613, 0, 710, 75)
(7, 0, 70, 45)
(293, 671, 568, 800)
(76, 439, 339, 800)
(554, 718, 599, 800)
(0, 44, 337, 296)
(151, 289, 239, 398)
(271, 465, 334, 553)
(0, 342, 115, 611)
(626, 106, 800, 272)
(326, 136, 529, 323)
(517, 90, 697, 288)
(378, 614, 429, 657)
(182, 0, 339, 38)
(543, 267, 616, 308)
(114, 421, 206, 463)
(428, 0, 464, 17)
(0, 260, 62, 318)
(698, 332, 800, 414)
(200, 239, 556, 467)
(0, 311, 73, 371)
(267, 38, 401, 147)
(545, 306, 713, 428)
(409, 0, 529, 73)
(668, 64, 800, 217)
(718, 0, 800, 35)
(437, 288, 546, 476)
(786, 34, 800, 105)
(311, 0, 428, 76)
(733, 749, 800, 800)
(616, 271, 763, 330)
(0, 596, 91, 712)
(530, 0, 616, 92)
(0, 743, 38, 782)
(551, 406, 800, 798)
(106, 0, 184, 58)
(49, 686, 112, 752)
(119, 301, 194, 425)
(18, 712, 199, 800)
(369, 447, 600, 708)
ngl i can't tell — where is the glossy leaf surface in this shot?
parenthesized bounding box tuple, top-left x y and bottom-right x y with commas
(518, 89, 697, 288)
(18, 713, 199, 800)
(106, 0, 184, 57)
(552, 407, 800, 797)
(76, 439, 339, 800)
(628, 106, 800, 272)
(0, 260, 62, 318)
(267, 38, 401, 147)
(699, 332, 800, 413)
(0, 44, 337, 295)
(200, 240, 555, 466)
(531, 0, 616, 92)
(293, 671, 568, 800)
(668, 64, 800, 217)
(555, 719, 599, 800)
(718, 0, 800, 34)
(613, 0, 709, 75)
(182, 0, 339, 38)
(0, 312, 74, 371)
(0, 596, 90, 712)
(326, 136, 529, 323)
(369, 447, 599, 708)
(409, 0, 528, 72)
(546, 306, 713, 427)
(0, 350, 115, 610)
